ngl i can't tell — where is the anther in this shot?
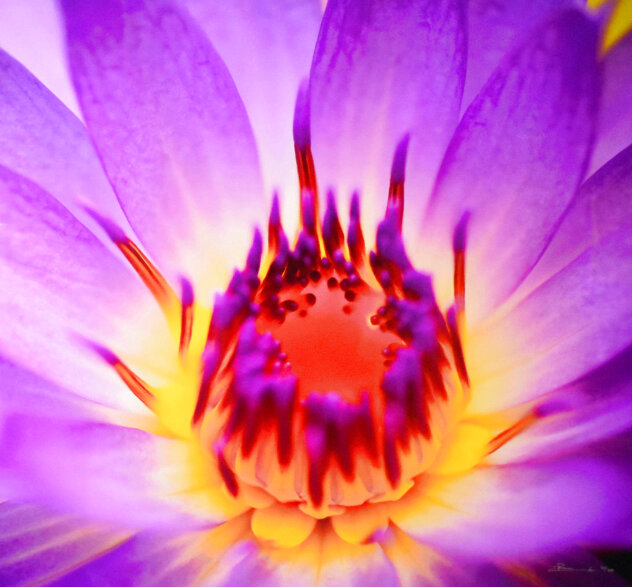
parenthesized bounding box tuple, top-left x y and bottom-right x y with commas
(281, 299, 299, 312)
(216, 448, 240, 497)
(207, 231, 263, 350)
(300, 190, 318, 239)
(268, 192, 282, 254)
(179, 277, 194, 358)
(303, 393, 379, 506)
(192, 347, 220, 425)
(293, 80, 319, 227)
(332, 249, 345, 268)
(347, 192, 366, 266)
(375, 207, 412, 277)
(387, 134, 410, 232)
(453, 211, 470, 332)
(247, 228, 263, 274)
(447, 306, 470, 388)
(323, 190, 344, 259)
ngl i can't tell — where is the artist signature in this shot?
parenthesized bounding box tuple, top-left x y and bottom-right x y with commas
(548, 563, 615, 573)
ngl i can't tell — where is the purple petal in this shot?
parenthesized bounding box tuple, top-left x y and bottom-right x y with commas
(488, 344, 632, 465)
(0, 502, 126, 586)
(517, 143, 632, 297)
(48, 523, 400, 586)
(0, 414, 225, 528)
(590, 31, 632, 174)
(47, 530, 211, 586)
(310, 0, 466, 235)
(467, 144, 632, 414)
(0, 0, 80, 115)
(393, 456, 632, 559)
(0, 165, 162, 409)
(421, 10, 599, 322)
(0, 48, 133, 242)
(181, 0, 322, 228)
(464, 0, 578, 110)
(467, 224, 632, 414)
(61, 0, 265, 293)
(60, 532, 258, 587)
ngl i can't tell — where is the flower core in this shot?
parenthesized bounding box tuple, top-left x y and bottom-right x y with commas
(90, 107, 477, 532)
(194, 187, 464, 511)
(177, 121, 474, 516)
(258, 276, 398, 404)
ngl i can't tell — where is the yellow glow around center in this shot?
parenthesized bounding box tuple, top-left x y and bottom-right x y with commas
(149, 303, 212, 438)
(588, 0, 632, 50)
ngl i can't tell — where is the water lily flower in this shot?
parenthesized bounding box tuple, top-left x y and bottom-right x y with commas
(1, 0, 632, 585)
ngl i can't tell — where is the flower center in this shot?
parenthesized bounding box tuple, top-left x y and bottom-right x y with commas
(255, 263, 400, 405)
(87, 89, 497, 522)
(172, 121, 470, 512)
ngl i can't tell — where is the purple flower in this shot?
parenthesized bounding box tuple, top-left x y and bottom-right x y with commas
(0, 0, 631, 585)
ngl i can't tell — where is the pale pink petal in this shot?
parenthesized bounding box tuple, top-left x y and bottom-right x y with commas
(467, 144, 632, 414)
(590, 31, 632, 173)
(0, 0, 79, 115)
(464, 0, 579, 110)
(61, 0, 265, 294)
(180, 0, 322, 228)
(310, 0, 466, 236)
(0, 48, 132, 243)
(420, 10, 599, 321)
(0, 165, 161, 410)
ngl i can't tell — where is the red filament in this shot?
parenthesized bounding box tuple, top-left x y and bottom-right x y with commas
(94, 345, 155, 410)
(116, 238, 177, 313)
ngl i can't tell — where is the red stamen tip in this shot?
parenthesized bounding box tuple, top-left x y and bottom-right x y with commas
(179, 277, 195, 357)
(387, 134, 410, 231)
